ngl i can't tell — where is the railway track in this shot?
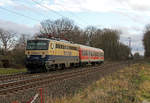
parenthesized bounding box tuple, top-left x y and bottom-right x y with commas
(0, 62, 128, 95)
(0, 72, 56, 83)
(0, 63, 107, 83)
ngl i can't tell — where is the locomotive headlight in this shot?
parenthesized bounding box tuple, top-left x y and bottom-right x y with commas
(27, 55, 30, 58)
(41, 55, 46, 58)
(41, 52, 46, 58)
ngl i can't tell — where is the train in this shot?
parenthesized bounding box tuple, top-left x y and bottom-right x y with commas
(25, 38, 104, 73)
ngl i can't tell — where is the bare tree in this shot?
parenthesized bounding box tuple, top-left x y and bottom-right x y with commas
(38, 18, 89, 44)
(84, 26, 97, 46)
(0, 28, 16, 53)
(12, 34, 29, 66)
(40, 18, 75, 37)
(14, 34, 29, 50)
(143, 24, 150, 57)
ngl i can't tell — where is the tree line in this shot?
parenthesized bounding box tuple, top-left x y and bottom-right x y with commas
(0, 18, 131, 68)
(143, 25, 150, 58)
(38, 18, 131, 60)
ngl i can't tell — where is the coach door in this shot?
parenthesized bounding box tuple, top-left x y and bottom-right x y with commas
(88, 50, 91, 63)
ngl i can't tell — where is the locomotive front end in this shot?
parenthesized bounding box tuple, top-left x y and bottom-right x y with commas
(25, 39, 49, 73)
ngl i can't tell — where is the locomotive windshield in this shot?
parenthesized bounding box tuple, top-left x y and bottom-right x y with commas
(26, 40, 49, 50)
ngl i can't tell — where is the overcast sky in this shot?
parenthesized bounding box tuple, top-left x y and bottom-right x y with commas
(0, 0, 148, 55)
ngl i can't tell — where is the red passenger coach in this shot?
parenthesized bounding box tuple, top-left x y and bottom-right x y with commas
(79, 45, 104, 65)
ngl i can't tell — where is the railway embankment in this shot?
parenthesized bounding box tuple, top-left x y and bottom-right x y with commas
(0, 62, 131, 103)
(47, 62, 150, 103)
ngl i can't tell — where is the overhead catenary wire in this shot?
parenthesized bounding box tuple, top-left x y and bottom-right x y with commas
(32, 0, 66, 18)
(0, 6, 41, 22)
(31, 0, 85, 27)
(0, 1, 87, 27)
(58, 4, 89, 25)
(14, 0, 50, 20)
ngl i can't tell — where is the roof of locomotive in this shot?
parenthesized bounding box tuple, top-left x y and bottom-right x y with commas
(29, 38, 71, 43)
(30, 38, 78, 47)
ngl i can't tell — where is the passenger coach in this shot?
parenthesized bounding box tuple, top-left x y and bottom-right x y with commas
(79, 45, 104, 66)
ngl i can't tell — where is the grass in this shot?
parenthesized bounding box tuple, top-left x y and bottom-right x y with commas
(0, 68, 27, 75)
(46, 63, 150, 103)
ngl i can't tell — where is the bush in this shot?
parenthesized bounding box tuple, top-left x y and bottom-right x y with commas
(0, 61, 2, 68)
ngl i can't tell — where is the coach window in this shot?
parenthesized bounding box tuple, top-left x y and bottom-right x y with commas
(56, 44, 57, 48)
(82, 50, 85, 56)
(71, 47, 74, 50)
(100, 53, 102, 57)
(82, 50, 84, 56)
(74, 47, 77, 51)
(56, 44, 60, 48)
(99, 52, 101, 57)
(91, 52, 92, 56)
(61, 45, 63, 49)
(66, 46, 68, 49)
(84, 51, 86, 56)
(64, 46, 67, 49)
(85, 51, 87, 56)
(71, 46, 73, 50)
(95, 52, 97, 56)
(56, 44, 58, 48)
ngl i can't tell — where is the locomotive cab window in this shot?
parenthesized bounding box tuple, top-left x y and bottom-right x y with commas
(26, 40, 49, 50)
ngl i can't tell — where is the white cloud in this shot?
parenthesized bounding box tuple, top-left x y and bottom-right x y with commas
(0, 2, 4, 6)
(2, 0, 150, 14)
(2, 0, 150, 24)
(33, 0, 150, 13)
(118, 25, 144, 55)
(0, 0, 15, 6)
(33, 0, 150, 25)
(0, 19, 40, 35)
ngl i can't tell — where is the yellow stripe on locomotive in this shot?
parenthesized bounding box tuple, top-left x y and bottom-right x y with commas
(49, 41, 79, 56)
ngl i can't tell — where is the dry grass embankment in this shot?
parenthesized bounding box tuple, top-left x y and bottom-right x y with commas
(47, 63, 150, 103)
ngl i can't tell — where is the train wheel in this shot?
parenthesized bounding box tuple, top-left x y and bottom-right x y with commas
(60, 64, 65, 70)
(92, 62, 96, 66)
(75, 63, 79, 68)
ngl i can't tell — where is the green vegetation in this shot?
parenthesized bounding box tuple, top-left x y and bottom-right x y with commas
(143, 25, 150, 57)
(0, 68, 27, 75)
(47, 63, 150, 103)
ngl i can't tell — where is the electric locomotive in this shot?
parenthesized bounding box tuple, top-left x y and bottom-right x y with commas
(25, 38, 79, 73)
